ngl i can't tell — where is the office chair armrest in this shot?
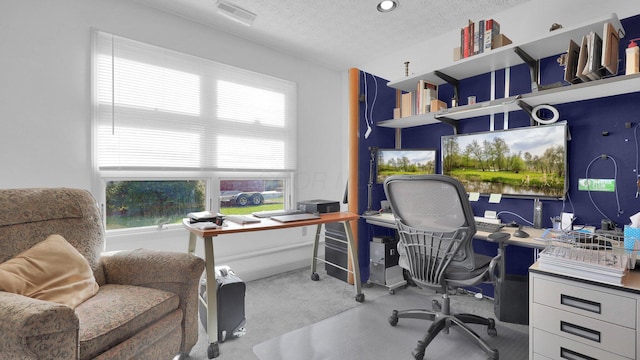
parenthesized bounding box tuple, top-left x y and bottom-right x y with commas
(485, 231, 510, 244)
(486, 232, 509, 284)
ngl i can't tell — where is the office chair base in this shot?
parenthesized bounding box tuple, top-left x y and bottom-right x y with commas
(389, 304, 499, 360)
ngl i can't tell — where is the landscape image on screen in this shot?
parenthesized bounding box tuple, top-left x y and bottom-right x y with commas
(376, 149, 437, 184)
(441, 123, 567, 198)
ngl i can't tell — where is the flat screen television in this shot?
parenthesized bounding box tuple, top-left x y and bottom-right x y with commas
(376, 148, 437, 184)
(441, 122, 568, 199)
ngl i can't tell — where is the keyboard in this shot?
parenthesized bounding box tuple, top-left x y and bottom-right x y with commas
(475, 221, 505, 233)
(252, 209, 304, 218)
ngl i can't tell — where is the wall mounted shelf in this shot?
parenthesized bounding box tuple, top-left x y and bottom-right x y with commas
(377, 73, 640, 129)
(379, 13, 630, 130)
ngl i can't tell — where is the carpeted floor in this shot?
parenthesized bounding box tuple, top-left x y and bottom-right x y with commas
(185, 267, 389, 360)
(185, 267, 529, 360)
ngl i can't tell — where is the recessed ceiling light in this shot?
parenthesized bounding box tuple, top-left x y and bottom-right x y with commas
(377, 0, 398, 13)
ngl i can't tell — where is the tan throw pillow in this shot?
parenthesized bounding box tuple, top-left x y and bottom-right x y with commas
(0, 234, 99, 308)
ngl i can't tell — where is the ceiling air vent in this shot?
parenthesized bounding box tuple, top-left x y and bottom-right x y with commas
(216, 0, 256, 27)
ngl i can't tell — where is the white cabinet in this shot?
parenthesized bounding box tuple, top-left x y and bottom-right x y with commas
(379, 13, 633, 129)
(529, 268, 640, 360)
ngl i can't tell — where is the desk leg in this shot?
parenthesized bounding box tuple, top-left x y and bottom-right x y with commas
(309, 224, 323, 281)
(343, 221, 364, 303)
(188, 232, 197, 255)
(203, 236, 219, 359)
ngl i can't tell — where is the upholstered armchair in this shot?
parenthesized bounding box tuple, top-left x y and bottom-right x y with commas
(0, 188, 205, 359)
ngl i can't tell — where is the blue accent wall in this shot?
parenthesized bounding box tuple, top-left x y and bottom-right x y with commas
(358, 14, 640, 286)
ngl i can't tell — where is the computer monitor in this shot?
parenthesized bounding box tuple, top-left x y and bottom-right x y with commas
(376, 148, 437, 184)
(441, 122, 568, 199)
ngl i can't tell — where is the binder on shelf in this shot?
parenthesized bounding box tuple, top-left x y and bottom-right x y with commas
(563, 40, 581, 84)
(576, 35, 590, 82)
(601, 22, 620, 76)
(583, 31, 604, 81)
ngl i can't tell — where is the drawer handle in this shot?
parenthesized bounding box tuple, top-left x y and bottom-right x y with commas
(560, 321, 601, 343)
(561, 294, 601, 314)
(560, 347, 598, 360)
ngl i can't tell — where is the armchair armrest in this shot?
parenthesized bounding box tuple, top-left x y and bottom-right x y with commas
(101, 249, 205, 354)
(0, 291, 78, 358)
(101, 249, 204, 287)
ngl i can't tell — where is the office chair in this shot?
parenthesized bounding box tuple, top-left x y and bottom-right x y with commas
(383, 175, 509, 360)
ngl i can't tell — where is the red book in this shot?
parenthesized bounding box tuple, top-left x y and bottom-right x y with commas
(463, 26, 470, 58)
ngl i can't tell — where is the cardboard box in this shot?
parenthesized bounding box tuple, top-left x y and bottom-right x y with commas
(430, 99, 447, 112)
(453, 47, 462, 61)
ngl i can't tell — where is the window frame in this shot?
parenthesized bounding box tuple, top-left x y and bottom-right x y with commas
(91, 31, 298, 234)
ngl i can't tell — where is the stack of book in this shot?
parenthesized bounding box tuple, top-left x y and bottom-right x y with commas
(454, 19, 511, 61)
(395, 80, 445, 118)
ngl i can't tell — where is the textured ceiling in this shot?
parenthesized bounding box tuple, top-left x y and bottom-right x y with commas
(133, 0, 532, 70)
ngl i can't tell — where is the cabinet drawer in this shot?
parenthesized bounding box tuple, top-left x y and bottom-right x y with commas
(532, 353, 552, 360)
(532, 276, 636, 328)
(533, 304, 635, 358)
(533, 328, 631, 360)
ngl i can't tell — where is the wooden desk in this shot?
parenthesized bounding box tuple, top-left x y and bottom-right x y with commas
(363, 212, 548, 248)
(183, 212, 363, 359)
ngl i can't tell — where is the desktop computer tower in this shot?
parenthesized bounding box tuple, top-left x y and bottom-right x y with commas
(369, 238, 404, 288)
(494, 274, 529, 325)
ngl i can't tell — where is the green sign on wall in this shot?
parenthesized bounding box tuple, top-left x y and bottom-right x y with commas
(577, 178, 616, 192)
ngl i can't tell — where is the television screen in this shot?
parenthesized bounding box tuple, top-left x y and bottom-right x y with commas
(376, 148, 437, 184)
(441, 122, 567, 199)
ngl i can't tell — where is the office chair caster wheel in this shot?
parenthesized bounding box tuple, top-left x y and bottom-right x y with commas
(355, 293, 365, 302)
(487, 318, 497, 337)
(310, 272, 320, 281)
(411, 348, 425, 360)
(388, 310, 399, 326)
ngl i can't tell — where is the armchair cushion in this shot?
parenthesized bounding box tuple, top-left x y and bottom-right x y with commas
(0, 234, 99, 308)
(75, 284, 180, 359)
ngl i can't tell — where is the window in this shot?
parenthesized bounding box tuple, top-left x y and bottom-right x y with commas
(93, 31, 297, 229)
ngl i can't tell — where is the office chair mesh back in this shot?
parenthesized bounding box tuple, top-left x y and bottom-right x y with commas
(384, 175, 475, 292)
(384, 175, 502, 360)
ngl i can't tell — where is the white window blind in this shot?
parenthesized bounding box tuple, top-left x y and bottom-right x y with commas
(93, 31, 297, 171)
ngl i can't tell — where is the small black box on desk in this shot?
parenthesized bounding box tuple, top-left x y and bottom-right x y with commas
(297, 199, 340, 213)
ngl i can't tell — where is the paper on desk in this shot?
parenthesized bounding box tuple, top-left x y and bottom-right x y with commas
(630, 212, 640, 228)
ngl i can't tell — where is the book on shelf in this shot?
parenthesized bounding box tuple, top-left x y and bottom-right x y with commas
(484, 19, 500, 51)
(400, 92, 413, 117)
(462, 25, 470, 58)
(473, 20, 485, 54)
(416, 80, 437, 114)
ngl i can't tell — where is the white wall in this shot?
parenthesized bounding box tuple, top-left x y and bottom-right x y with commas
(0, 0, 347, 281)
(359, 0, 640, 81)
